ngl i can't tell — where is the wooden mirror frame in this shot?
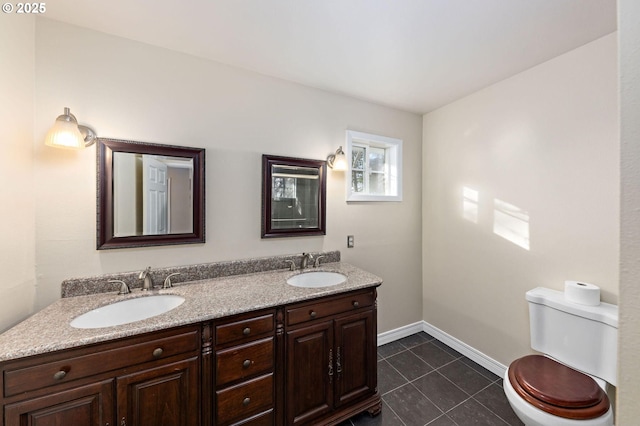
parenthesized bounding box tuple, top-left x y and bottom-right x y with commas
(262, 154, 327, 238)
(97, 138, 205, 249)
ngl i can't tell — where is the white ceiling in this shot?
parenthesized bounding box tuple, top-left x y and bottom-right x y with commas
(44, 0, 616, 114)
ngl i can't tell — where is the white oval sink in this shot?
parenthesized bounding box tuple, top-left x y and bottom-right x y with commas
(70, 295, 185, 329)
(287, 272, 347, 288)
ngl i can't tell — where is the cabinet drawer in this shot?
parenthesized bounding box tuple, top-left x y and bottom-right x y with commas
(216, 338, 273, 386)
(286, 290, 374, 326)
(216, 373, 273, 425)
(229, 409, 273, 426)
(4, 327, 199, 397)
(216, 313, 274, 346)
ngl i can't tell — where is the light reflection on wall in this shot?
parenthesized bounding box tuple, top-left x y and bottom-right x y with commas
(463, 187, 479, 224)
(461, 187, 530, 250)
(493, 199, 530, 250)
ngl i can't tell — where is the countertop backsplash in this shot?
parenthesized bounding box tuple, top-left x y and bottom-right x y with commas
(61, 250, 341, 298)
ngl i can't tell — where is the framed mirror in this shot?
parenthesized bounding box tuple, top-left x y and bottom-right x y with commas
(262, 155, 326, 238)
(97, 138, 205, 249)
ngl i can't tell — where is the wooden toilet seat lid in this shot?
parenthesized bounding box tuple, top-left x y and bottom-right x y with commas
(509, 355, 610, 420)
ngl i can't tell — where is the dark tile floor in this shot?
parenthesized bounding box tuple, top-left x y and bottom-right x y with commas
(342, 332, 524, 426)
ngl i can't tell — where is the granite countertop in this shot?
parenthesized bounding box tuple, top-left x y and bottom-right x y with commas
(0, 262, 382, 362)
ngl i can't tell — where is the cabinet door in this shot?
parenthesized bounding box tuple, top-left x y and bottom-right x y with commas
(334, 310, 376, 408)
(285, 321, 333, 425)
(4, 379, 114, 426)
(117, 357, 199, 426)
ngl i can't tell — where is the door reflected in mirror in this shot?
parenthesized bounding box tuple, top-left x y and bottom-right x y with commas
(262, 155, 326, 238)
(113, 153, 194, 237)
(98, 139, 205, 249)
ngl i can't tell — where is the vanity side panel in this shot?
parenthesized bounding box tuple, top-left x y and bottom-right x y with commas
(201, 321, 214, 426)
(275, 307, 285, 426)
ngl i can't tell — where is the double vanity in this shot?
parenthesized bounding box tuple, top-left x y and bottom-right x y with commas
(0, 253, 382, 426)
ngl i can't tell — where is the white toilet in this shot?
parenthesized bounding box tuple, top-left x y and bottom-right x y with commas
(504, 287, 618, 426)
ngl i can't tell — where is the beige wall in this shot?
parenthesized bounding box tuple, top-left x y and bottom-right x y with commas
(0, 16, 37, 331)
(25, 18, 423, 334)
(422, 34, 619, 366)
(617, 0, 640, 422)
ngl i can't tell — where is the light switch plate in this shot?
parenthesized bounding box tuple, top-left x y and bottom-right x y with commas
(347, 235, 354, 248)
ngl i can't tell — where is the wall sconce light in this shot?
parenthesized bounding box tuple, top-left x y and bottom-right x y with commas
(45, 107, 97, 150)
(327, 146, 347, 171)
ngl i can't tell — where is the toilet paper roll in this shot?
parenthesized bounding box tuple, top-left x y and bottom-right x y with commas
(564, 280, 601, 306)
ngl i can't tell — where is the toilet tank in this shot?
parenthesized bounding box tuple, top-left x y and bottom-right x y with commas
(526, 287, 618, 386)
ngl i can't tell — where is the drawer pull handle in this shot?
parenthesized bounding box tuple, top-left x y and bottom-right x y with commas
(243, 327, 251, 336)
(353, 301, 359, 308)
(243, 397, 251, 406)
(152, 348, 164, 358)
(243, 359, 251, 368)
(53, 370, 67, 380)
(310, 310, 317, 319)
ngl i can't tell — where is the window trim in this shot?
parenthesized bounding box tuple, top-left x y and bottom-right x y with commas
(345, 130, 403, 202)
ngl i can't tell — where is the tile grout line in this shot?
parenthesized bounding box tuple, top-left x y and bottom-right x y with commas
(426, 413, 460, 426)
(375, 335, 518, 426)
(470, 386, 519, 426)
(383, 341, 475, 421)
(382, 400, 409, 426)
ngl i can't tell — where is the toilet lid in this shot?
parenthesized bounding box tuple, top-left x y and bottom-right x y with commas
(509, 355, 610, 420)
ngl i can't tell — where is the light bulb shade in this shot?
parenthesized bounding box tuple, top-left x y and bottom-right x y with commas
(44, 107, 97, 150)
(327, 146, 347, 171)
(45, 117, 85, 150)
(332, 151, 347, 171)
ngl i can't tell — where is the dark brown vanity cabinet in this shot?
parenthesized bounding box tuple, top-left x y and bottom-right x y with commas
(1, 325, 201, 426)
(0, 287, 380, 426)
(285, 289, 380, 425)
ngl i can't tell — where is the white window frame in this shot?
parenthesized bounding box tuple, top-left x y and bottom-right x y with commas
(345, 130, 402, 202)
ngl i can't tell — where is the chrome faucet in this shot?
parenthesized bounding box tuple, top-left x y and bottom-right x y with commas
(139, 267, 154, 291)
(301, 253, 314, 269)
(109, 279, 130, 295)
(285, 260, 296, 271)
(163, 273, 180, 289)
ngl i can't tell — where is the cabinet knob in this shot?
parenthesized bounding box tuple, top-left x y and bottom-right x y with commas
(152, 348, 164, 358)
(242, 359, 251, 368)
(53, 370, 67, 380)
(310, 310, 317, 319)
(243, 397, 251, 406)
(352, 301, 359, 308)
(243, 327, 251, 336)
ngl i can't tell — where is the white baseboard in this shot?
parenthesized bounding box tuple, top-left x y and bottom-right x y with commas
(378, 320, 507, 378)
(377, 321, 425, 346)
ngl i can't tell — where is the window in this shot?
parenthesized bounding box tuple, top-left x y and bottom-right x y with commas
(346, 130, 402, 201)
(272, 176, 297, 200)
